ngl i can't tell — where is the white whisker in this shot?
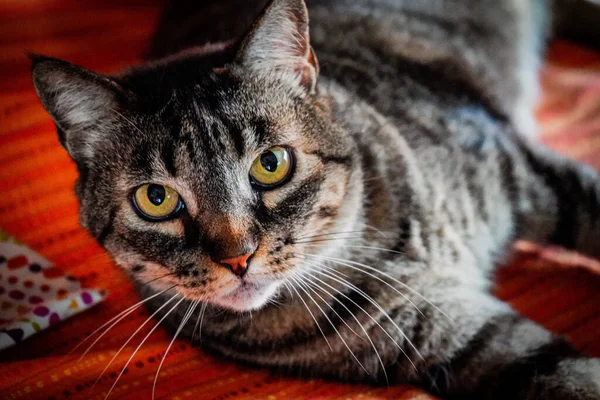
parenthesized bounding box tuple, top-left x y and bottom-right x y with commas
(293, 275, 365, 342)
(303, 243, 406, 255)
(91, 292, 180, 393)
(292, 277, 371, 375)
(192, 301, 208, 343)
(294, 236, 379, 245)
(294, 230, 367, 241)
(292, 274, 371, 376)
(300, 260, 420, 371)
(112, 109, 145, 136)
(152, 299, 199, 400)
(303, 253, 425, 319)
(294, 226, 393, 242)
(103, 296, 185, 400)
(287, 278, 333, 351)
(300, 260, 390, 384)
(303, 252, 452, 323)
(75, 285, 177, 361)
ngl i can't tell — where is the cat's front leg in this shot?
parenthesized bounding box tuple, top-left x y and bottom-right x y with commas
(410, 304, 600, 400)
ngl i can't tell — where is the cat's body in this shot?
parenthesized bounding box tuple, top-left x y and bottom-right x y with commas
(31, 0, 600, 398)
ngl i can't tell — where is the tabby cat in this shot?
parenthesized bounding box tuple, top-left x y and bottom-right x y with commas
(31, 0, 600, 398)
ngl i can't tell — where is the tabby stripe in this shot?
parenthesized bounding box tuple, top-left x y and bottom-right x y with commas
(520, 145, 578, 249)
(131, 147, 154, 178)
(161, 139, 178, 177)
(424, 314, 518, 395)
(496, 140, 519, 235)
(304, 149, 353, 167)
(401, 9, 488, 37)
(189, 101, 217, 164)
(316, 206, 338, 218)
(184, 137, 198, 170)
(96, 205, 117, 246)
(253, 118, 269, 146)
(120, 229, 184, 266)
(181, 212, 201, 250)
(483, 339, 580, 400)
(322, 45, 509, 123)
(228, 126, 246, 157)
(424, 314, 580, 399)
(390, 218, 412, 255)
(261, 172, 325, 226)
(207, 120, 227, 155)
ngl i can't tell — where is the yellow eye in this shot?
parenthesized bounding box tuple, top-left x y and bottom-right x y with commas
(249, 146, 294, 189)
(132, 184, 183, 220)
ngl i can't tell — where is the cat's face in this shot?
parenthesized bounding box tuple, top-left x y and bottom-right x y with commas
(31, 0, 358, 311)
(95, 71, 354, 311)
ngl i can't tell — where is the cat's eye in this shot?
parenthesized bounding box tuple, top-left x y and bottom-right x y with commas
(132, 184, 184, 221)
(249, 146, 294, 189)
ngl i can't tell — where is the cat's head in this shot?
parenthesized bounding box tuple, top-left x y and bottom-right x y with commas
(31, 0, 360, 311)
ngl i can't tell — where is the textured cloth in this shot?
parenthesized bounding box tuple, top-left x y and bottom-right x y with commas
(0, 229, 106, 350)
(0, 2, 600, 399)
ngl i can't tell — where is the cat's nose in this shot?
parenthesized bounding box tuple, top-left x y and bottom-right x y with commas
(218, 250, 255, 277)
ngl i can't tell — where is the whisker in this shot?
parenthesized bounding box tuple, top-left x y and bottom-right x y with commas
(302, 243, 406, 255)
(138, 272, 175, 286)
(192, 301, 208, 343)
(302, 261, 412, 348)
(303, 253, 425, 319)
(294, 230, 370, 241)
(280, 280, 297, 305)
(364, 224, 396, 239)
(103, 295, 186, 400)
(301, 260, 421, 371)
(303, 252, 452, 323)
(290, 275, 370, 375)
(152, 299, 200, 400)
(294, 227, 394, 242)
(293, 275, 365, 342)
(300, 261, 390, 384)
(287, 278, 333, 351)
(112, 109, 145, 136)
(294, 236, 383, 245)
(74, 284, 177, 360)
(91, 292, 180, 392)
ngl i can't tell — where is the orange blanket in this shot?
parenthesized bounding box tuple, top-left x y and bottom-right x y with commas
(1, 2, 599, 399)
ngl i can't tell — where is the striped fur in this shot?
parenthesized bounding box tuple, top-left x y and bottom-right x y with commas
(32, 0, 600, 398)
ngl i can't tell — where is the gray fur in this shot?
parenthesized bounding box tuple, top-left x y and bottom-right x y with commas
(31, 0, 600, 398)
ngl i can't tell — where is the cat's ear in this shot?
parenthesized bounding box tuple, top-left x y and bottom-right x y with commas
(30, 54, 128, 162)
(235, 0, 319, 94)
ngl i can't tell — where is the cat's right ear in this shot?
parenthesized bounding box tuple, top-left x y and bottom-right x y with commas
(30, 54, 129, 163)
(234, 0, 319, 94)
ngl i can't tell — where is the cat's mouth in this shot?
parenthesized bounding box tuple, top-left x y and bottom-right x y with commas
(213, 279, 279, 311)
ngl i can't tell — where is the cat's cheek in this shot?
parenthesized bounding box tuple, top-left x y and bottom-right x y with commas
(112, 257, 180, 291)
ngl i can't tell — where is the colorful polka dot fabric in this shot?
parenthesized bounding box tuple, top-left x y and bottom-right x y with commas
(1, 1, 600, 399)
(0, 229, 107, 350)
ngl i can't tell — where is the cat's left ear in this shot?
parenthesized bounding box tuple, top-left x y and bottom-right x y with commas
(30, 54, 130, 163)
(235, 0, 319, 94)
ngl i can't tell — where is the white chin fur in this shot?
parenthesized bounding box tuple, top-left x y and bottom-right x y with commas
(213, 281, 279, 311)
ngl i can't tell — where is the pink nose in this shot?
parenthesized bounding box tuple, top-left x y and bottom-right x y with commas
(219, 251, 255, 277)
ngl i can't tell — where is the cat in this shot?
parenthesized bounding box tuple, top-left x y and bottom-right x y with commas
(30, 0, 600, 398)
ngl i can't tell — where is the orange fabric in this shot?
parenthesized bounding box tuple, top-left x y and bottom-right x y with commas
(1, 2, 600, 399)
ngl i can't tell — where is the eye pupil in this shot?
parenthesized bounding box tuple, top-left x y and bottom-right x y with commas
(147, 184, 166, 206)
(260, 151, 279, 172)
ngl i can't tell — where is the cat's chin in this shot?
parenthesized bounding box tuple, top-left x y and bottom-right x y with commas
(212, 280, 279, 312)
